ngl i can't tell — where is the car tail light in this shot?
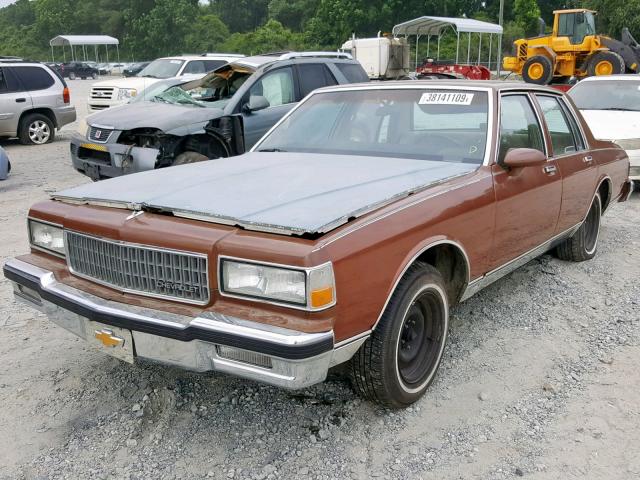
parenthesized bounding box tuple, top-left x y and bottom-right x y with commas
(63, 87, 70, 104)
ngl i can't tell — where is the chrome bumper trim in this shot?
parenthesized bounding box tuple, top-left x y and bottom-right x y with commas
(3, 259, 365, 389)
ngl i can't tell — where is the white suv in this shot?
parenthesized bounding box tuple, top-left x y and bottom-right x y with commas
(87, 54, 244, 112)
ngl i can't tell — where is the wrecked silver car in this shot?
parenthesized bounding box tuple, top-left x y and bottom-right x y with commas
(70, 52, 368, 181)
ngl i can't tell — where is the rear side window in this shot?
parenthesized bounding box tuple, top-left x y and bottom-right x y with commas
(298, 63, 337, 97)
(202, 60, 227, 72)
(535, 95, 582, 155)
(183, 60, 227, 74)
(336, 62, 369, 83)
(499, 95, 545, 163)
(0, 67, 22, 93)
(12, 66, 55, 91)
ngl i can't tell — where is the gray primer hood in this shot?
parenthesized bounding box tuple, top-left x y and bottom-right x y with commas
(54, 153, 477, 235)
(88, 102, 224, 132)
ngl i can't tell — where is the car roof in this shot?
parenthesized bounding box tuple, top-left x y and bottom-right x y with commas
(316, 79, 564, 93)
(578, 75, 640, 83)
(158, 55, 244, 61)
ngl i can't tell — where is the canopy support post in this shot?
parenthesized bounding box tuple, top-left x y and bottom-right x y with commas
(116, 45, 121, 68)
(456, 31, 460, 63)
(488, 34, 493, 71)
(416, 34, 420, 70)
(51, 46, 55, 62)
(478, 33, 482, 65)
(105, 45, 109, 67)
(437, 33, 441, 60)
(467, 32, 471, 64)
(426, 35, 430, 60)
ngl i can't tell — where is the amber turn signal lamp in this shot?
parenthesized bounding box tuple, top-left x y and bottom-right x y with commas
(62, 87, 70, 104)
(310, 286, 335, 309)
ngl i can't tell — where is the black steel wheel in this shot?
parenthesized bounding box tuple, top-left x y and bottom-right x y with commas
(349, 262, 449, 408)
(556, 192, 602, 262)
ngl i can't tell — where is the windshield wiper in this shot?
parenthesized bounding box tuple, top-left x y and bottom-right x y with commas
(600, 107, 638, 111)
(257, 148, 287, 152)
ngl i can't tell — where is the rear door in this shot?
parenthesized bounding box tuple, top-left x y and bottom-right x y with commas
(11, 66, 59, 114)
(0, 66, 30, 136)
(490, 92, 562, 267)
(533, 93, 598, 232)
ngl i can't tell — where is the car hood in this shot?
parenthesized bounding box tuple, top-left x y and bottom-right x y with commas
(86, 101, 224, 131)
(580, 110, 640, 140)
(53, 153, 477, 236)
(91, 77, 162, 90)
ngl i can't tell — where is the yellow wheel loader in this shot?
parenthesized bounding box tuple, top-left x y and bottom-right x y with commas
(503, 9, 640, 85)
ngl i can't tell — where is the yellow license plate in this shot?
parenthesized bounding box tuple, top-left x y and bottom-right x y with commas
(80, 143, 108, 152)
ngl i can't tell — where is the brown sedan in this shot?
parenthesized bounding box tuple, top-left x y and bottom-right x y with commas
(4, 81, 633, 408)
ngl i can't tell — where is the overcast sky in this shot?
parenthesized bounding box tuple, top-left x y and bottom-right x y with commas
(0, 0, 16, 8)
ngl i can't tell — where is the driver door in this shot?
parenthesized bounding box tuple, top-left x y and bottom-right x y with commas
(490, 93, 562, 269)
(242, 66, 297, 148)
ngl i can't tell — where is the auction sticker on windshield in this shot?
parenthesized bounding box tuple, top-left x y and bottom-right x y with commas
(419, 92, 474, 105)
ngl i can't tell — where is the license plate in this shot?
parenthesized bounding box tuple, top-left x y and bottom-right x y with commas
(86, 321, 134, 364)
(83, 162, 101, 181)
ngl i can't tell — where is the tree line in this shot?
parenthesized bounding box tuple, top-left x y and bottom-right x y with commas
(1, 0, 639, 63)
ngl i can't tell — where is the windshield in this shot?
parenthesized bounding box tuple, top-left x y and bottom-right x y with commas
(569, 80, 640, 111)
(256, 89, 489, 164)
(130, 81, 182, 103)
(140, 70, 251, 108)
(137, 59, 185, 79)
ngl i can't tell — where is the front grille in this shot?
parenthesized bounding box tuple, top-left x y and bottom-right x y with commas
(90, 86, 116, 100)
(88, 104, 110, 111)
(88, 126, 113, 143)
(518, 43, 528, 61)
(65, 231, 210, 305)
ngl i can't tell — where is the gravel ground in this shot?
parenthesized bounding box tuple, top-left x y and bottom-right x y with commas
(1, 79, 639, 480)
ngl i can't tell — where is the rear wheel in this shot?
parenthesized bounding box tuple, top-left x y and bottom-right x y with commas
(349, 263, 449, 408)
(555, 193, 602, 262)
(522, 55, 554, 85)
(19, 113, 54, 145)
(587, 51, 625, 77)
(91, 72, 97, 79)
(69, 72, 76, 80)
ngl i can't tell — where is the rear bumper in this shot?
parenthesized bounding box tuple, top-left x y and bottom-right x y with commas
(3, 259, 366, 389)
(54, 105, 77, 129)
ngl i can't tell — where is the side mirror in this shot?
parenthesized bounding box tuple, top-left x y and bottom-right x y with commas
(502, 148, 547, 169)
(243, 95, 269, 113)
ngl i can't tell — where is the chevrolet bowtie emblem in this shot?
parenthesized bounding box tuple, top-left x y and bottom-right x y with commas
(94, 329, 124, 348)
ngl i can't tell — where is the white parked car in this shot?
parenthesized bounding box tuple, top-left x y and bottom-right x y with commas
(86, 54, 244, 112)
(568, 75, 640, 184)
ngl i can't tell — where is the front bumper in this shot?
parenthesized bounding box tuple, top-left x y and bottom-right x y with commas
(87, 98, 127, 113)
(70, 133, 160, 180)
(4, 259, 366, 389)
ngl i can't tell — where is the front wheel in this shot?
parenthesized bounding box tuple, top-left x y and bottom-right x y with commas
(349, 262, 449, 408)
(69, 72, 76, 80)
(555, 192, 602, 262)
(172, 151, 209, 166)
(522, 55, 554, 85)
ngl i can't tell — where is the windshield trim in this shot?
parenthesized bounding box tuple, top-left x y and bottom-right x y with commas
(251, 85, 495, 167)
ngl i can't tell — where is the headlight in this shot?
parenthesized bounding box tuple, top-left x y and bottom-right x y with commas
(76, 118, 88, 136)
(220, 258, 336, 310)
(117, 88, 137, 100)
(28, 219, 65, 257)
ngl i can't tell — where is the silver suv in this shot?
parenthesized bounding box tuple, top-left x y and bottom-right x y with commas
(0, 60, 76, 144)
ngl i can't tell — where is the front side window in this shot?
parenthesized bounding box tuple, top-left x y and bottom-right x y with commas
(249, 67, 295, 108)
(0, 67, 21, 93)
(536, 95, 582, 155)
(499, 95, 545, 163)
(256, 88, 489, 164)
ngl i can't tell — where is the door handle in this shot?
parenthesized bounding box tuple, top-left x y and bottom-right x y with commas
(15, 98, 26, 103)
(583, 155, 593, 163)
(543, 164, 557, 175)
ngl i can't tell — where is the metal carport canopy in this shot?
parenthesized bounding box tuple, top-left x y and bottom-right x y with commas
(49, 35, 119, 46)
(392, 16, 503, 36)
